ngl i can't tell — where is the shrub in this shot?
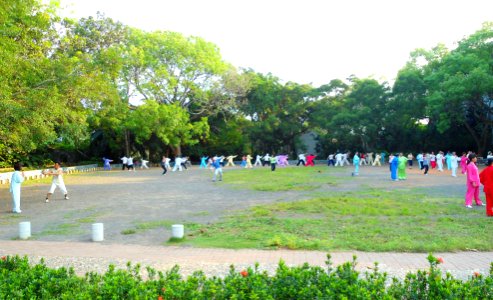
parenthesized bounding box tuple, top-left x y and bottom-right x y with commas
(0, 254, 492, 299)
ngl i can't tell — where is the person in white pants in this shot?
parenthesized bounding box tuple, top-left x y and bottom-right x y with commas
(254, 155, 262, 166)
(450, 152, 459, 177)
(172, 156, 183, 172)
(334, 152, 343, 166)
(436, 151, 444, 172)
(10, 162, 25, 213)
(342, 152, 350, 166)
(44, 162, 69, 202)
(141, 159, 149, 169)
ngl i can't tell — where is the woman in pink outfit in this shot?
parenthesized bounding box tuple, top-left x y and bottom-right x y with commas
(465, 154, 484, 208)
(460, 152, 468, 174)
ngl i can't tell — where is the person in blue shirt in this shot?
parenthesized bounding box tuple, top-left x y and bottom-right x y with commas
(390, 154, 399, 181)
(352, 152, 360, 176)
(212, 158, 223, 182)
(10, 162, 25, 213)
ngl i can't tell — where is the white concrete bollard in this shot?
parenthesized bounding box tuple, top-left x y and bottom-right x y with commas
(19, 222, 31, 239)
(92, 223, 104, 242)
(171, 224, 184, 239)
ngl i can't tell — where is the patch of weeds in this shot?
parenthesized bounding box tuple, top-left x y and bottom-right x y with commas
(121, 229, 137, 235)
(191, 211, 210, 216)
(35, 223, 83, 237)
(168, 237, 186, 243)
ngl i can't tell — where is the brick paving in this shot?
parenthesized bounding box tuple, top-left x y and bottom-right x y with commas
(0, 240, 491, 280)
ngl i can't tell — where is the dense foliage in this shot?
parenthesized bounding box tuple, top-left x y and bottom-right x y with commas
(1, 254, 492, 299)
(1, 0, 492, 167)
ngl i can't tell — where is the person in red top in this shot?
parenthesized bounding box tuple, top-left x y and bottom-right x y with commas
(479, 158, 493, 216)
(465, 154, 484, 208)
(305, 154, 316, 166)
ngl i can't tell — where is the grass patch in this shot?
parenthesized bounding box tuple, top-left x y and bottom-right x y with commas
(183, 189, 493, 252)
(224, 166, 339, 191)
(34, 223, 84, 237)
(121, 229, 137, 235)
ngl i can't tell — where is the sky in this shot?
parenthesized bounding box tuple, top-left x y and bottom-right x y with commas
(57, 0, 492, 86)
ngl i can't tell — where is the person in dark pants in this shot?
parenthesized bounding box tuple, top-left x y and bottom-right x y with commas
(270, 154, 277, 171)
(422, 153, 430, 175)
(161, 155, 168, 175)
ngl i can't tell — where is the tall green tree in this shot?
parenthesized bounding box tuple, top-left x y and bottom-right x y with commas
(422, 23, 493, 154)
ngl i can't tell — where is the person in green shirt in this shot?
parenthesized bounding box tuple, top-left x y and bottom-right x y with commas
(398, 153, 408, 180)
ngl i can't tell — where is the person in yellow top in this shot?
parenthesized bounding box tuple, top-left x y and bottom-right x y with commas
(245, 154, 253, 168)
(225, 155, 237, 167)
(43, 162, 69, 203)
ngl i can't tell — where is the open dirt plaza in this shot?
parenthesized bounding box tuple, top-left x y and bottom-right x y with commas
(0, 164, 491, 279)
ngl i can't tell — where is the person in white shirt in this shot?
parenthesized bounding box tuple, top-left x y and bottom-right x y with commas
(342, 152, 350, 166)
(297, 153, 306, 166)
(373, 153, 381, 166)
(327, 154, 335, 166)
(141, 159, 149, 169)
(262, 154, 271, 167)
(254, 154, 262, 167)
(172, 156, 183, 172)
(430, 152, 436, 169)
(334, 152, 343, 166)
(120, 156, 128, 170)
(44, 162, 69, 203)
(450, 152, 459, 177)
(127, 156, 135, 171)
(367, 152, 374, 165)
(436, 151, 444, 172)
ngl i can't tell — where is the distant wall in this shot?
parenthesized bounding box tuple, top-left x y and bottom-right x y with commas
(0, 164, 101, 185)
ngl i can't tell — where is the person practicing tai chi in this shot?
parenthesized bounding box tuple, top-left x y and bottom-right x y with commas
(102, 157, 113, 171)
(199, 156, 209, 169)
(245, 154, 253, 168)
(397, 153, 407, 180)
(296, 153, 306, 166)
(161, 156, 168, 175)
(389, 154, 398, 181)
(450, 152, 459, 177)
(262, 153, 271, 167)
(140, 159, 149, 169)
(479, 158, 493, 216)
(334, 152, 343, 167)
(120, 156, 128, 170)
(465, 154, 484, 208)
(44, 162, 69, 203)
(306, 154, 316, 166)
(212, 158, 223, 182)
(10, 162, 25, 213)
(172, 156, 183, 172)
(225, 155, 237, 167)
(352, 152, 360, 176)
(373, 153, 381, 166)
(436, 151, 444, 172)
(254, 154, 262, 167)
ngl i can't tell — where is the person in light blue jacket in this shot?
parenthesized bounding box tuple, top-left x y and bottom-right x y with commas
(352, 152, 360, 176)
(10, 162, 25, 214)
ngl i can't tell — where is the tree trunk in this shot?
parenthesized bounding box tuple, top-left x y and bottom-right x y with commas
(124, 130, 130, 156)
(172, 144, 182, 156)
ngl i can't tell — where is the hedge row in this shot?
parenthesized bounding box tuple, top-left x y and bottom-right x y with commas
(1, 254, 492, 299)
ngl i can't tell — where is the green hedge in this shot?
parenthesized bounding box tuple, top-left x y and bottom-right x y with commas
(1, 254, 492, 299)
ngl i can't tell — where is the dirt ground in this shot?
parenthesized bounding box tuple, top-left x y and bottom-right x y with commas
(0, 164, 472, 246)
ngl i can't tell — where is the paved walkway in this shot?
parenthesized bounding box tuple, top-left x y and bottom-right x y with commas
(0, 240, 491, 280)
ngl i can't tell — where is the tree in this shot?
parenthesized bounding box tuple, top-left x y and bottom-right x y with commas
(422, 23, 493, 154)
